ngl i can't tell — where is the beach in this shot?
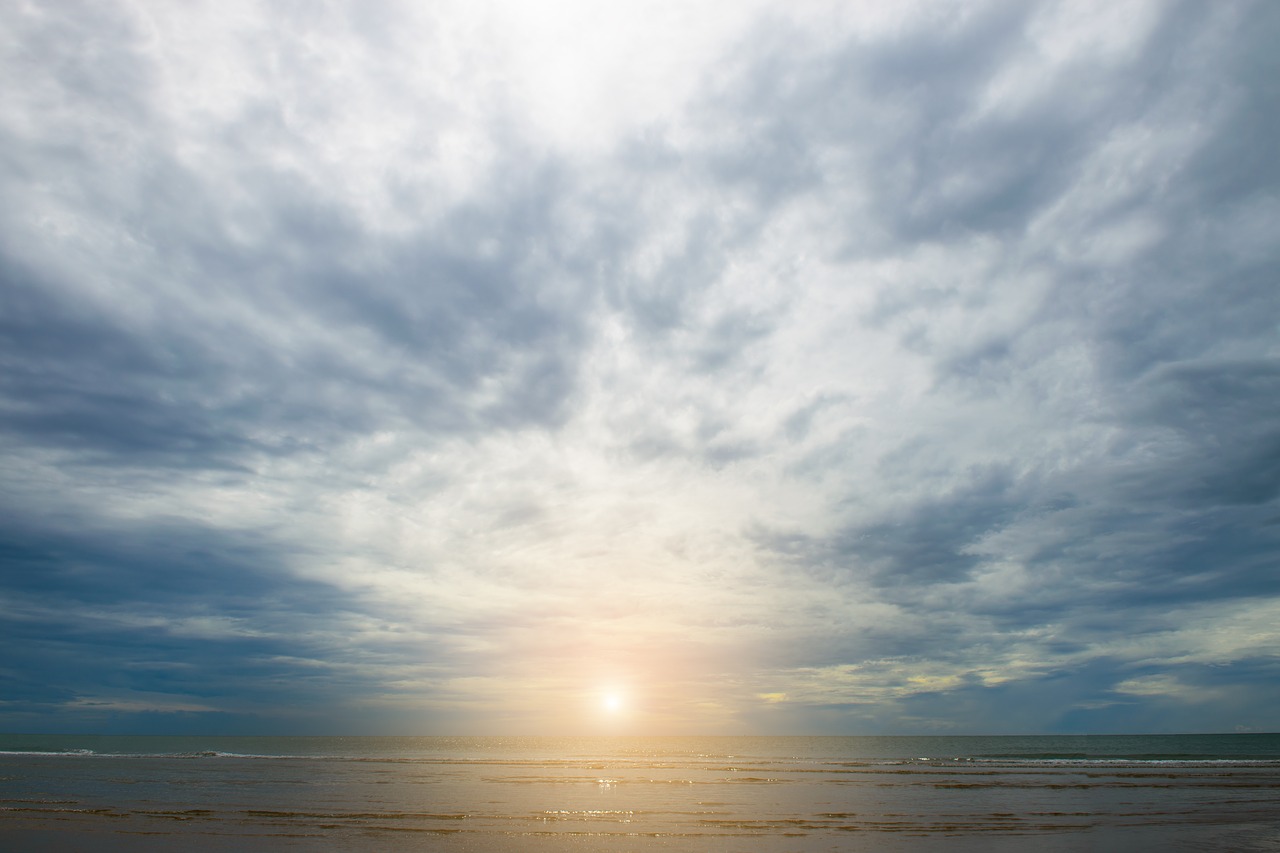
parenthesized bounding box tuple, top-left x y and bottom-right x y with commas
(3, 734, 1279, 851)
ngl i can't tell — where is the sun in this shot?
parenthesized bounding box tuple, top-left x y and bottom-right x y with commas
(601, 691, 624, 713)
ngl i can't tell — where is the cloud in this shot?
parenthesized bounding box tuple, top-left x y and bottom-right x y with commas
(0, 0, 1277, 734)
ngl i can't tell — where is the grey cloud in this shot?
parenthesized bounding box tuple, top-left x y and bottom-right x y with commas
(0, 162, 591, 474)
(690, 309, 774, 373)
(0, 1, 604, 481)
(0, 506, 435, 730)
(1182, 1, 1280, 203)
(690, 3, 1083, 245)
(693, 0, 1271, 266)
(1121, 359, 1280, 507)
(746, 655, 1280, 735)
(741, 0, 1278, 594)
(0, 255, 262, 467)
(759, 466, 1021, 590)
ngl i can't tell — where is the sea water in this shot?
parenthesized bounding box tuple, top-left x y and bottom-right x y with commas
(2, 734, 1279, 851)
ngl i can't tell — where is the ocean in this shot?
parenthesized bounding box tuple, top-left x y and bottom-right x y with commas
(2, 733, 1278, 851)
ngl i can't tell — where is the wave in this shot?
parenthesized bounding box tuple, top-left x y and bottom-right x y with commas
(0, 749, 293, 760)
(970, 751, 1277, 761)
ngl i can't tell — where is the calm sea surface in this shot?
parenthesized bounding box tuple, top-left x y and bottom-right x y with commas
(2, 734, 1279, 851)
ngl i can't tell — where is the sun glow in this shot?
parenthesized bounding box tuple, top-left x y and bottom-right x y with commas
(601, 691, 624, 713)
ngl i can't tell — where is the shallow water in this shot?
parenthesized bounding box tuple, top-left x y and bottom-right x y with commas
(2, 735, 1279, 851)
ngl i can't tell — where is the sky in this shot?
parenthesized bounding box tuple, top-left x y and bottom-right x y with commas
(1, 0, 1278, 737)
